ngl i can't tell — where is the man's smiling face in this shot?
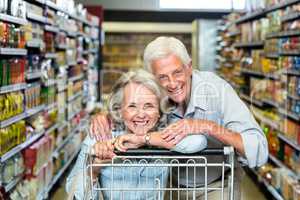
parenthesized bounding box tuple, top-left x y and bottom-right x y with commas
(151, 54, 192, 105)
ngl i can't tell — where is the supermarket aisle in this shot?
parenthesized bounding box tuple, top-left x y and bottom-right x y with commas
(51, 170, 267, 200)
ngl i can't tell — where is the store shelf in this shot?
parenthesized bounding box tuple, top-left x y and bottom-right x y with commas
(42, 147, 80, 199)
(282, 68, 300, 76)
(261, 99, 279, 108)
(56, 44, 68, 49)
(240, 68, 279, 80)
(235, 9, 266, 24)
(27, 13, 47, 23)
(45, 123, 60, 135)
(68, 91, 83, 102)
(269, 154, 299, 179)
(4, 175, 23, 193)
(0, 48, 27, 55)
(240, 93, 264, 107)
(45, 0, 62, 12)
(280, 50, 300, 56)
(89, 49, 98, 53)
(267, 30, 300, 38)
(278, 108, 300, 121)
(247, 168, 284, 200)
(0, 83, 27, 94)
(287, 94, 300, 100)
(26, 104, 46, 116)
(252, 110, 280, 130)
(57, 121, 68, 131)
(26, 71, 42, 80)
(282, 11, 300, 22)
(235, 0, 300, 25)
(67, 31, 77, 38)
(67, 61, 77, 66)
(57, 84, 67, 92)
(264, 53, 279, 59)
(226, 31, 241, 37)
(0, 13, 27, 25)
(233, 41, 264, 48)
(82, 50, 89, 55)
(44, 102, 57, 111)
(0, 112, 27, 128)
(267, 0, 300, 13)
(44, 53, 57, 59)
(0, 130, 44, 163)
(43, 79, 56, 87)
(278, 133, 300, 151)
(44, 25, 59, 33)
(67, 109, 81, 120)
(24, 0, 45, 5)
(68, 74, 84, 82)
(26, 39, 44, 49)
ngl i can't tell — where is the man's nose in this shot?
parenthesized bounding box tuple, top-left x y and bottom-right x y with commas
(167, 76, 177, 89)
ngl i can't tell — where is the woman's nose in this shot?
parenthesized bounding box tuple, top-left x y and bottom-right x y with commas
(136, 109, 147, 117)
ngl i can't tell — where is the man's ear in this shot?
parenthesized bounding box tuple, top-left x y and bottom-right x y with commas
(185, 61, 193, 74)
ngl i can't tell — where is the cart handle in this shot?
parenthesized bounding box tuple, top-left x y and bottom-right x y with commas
(114, 147, 234, 156)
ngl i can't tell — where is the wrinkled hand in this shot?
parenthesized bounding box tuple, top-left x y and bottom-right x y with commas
(114, 134, 145, 152)
(89, 113, 112, 141)
(92, 140, 116, 160)
(161, 119, 213, 145)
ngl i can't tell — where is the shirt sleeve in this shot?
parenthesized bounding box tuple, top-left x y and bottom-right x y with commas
(65, 136, 96, 199)
(221, 82, 268, 168)
(171, 135, 207, 154)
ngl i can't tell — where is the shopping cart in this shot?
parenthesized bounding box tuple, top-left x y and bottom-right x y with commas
(86, 147, 235, 200)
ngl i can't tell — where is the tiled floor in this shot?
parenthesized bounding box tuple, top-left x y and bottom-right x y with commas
(51, 169, 267, 200)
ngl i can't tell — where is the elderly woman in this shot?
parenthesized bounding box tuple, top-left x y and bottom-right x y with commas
(66, 69, 207, 200)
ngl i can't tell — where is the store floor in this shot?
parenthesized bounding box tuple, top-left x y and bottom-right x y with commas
(50, 169, 267, 200)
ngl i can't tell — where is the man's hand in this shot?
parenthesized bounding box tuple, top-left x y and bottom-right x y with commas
(89, 113, 112, 141)
(92, 140, 116, 160)
(161, 119, 214, 144)
(114, 134, 145, 152)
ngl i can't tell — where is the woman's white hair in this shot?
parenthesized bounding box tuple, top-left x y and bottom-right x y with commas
(108, 69, 172, 130)
(143, 36, 191, 72)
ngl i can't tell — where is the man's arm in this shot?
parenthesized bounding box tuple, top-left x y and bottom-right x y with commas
(162, 80, 268, 168)
(218, 82, 268, 167)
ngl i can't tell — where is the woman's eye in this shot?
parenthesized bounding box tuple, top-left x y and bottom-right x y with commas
(144, 104, 156, 109)
(128, 104, 136, 108)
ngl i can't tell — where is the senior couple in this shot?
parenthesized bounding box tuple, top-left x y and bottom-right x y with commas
(66, 36, 268, 200)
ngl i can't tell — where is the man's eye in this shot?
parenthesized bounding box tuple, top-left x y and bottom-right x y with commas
(128, 104, 136, 108)
(175, 69, 183, 75)
(159, 76, 167, 81)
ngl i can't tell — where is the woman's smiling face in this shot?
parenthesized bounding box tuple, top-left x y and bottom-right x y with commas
(121, 82, 160, 135)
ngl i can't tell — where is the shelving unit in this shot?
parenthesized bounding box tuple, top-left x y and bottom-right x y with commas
(217, 2, 300, 199)
(0, 1, 101, 198)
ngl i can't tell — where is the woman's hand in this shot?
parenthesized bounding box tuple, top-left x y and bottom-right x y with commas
(92, 140, 116, 160)
(114, 134, 145, 152)
(89, 113, 113, 141)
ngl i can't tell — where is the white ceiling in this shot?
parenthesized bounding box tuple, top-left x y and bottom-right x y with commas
(75, 0, 245, 12)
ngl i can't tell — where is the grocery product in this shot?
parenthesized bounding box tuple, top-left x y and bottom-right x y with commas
(0, 121, 26, 156)
(25, 83, 41, 109)
(0, 91, 24, 121)
(0, 58, 25, 86)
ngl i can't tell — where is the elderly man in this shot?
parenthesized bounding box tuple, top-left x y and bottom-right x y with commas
(90, 36, 268, 199)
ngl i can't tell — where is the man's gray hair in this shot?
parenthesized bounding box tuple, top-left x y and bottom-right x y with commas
(108, 69, 172, 129)
(143, 36, 191, 72)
